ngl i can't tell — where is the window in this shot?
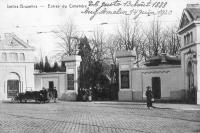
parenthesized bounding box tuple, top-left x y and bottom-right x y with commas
(187, 34, 190, 44)
(9, 53, 18, 62)
(2, 53, 7, 61)
(190, 32, 193, 43)
(67, 74, 74, 90)
(184, 36, 186, 45)
(120, 71, 129, 89)
(184, 32, 193, 45)
(19, 53, 25, 62)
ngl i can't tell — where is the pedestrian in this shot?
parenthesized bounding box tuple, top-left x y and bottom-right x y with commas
(53, 87, 57, 103)
(145, 86, 153, 109)
(88, 87, 92, 102)
(42, 87, 48, 103)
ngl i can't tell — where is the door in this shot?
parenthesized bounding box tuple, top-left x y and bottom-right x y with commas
(152, 77, 161, 99)
(49, 81, 54, 90)
(7, 80, 19, 98)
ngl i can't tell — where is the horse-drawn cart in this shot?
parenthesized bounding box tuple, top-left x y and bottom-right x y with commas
(13, 88, 57, 103)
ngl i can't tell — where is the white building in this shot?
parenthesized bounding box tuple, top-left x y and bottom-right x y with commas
(117, 4, 200, 104)
(34, 72, 67, 99)
(0, 33, 35, 100)
(116, 51, 184, 101)
(34, 55, 81, 101)
(178, 4, 200, 104)
(0, 33, 81, 101)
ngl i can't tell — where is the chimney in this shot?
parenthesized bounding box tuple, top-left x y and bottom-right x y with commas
(161, 53, 167, 63)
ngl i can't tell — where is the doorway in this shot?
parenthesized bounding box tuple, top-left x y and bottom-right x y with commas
(187, 61, 194, 90)
(152, 77, 161, 99)
(7, 80, 19, 98)
(187, 61, 195, 103)
(49, 81, 54, 90)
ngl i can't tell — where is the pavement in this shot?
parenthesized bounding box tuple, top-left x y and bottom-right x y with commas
(154, 103, 200, 110)
(0, 101, 200, 133)
(93, 101, 200, 111)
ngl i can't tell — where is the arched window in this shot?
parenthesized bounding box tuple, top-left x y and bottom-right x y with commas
(2, 52, 7, 61)
(19, 53, 25, 62)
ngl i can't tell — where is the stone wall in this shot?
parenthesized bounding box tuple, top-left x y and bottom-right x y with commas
(118, 65, 183, 101)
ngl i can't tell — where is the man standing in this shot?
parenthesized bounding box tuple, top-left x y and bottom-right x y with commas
(53, 87, 58, 103)
(145, 86, 153, 109)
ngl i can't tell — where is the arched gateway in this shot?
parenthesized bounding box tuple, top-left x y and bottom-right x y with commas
(0, 33, 35, 100)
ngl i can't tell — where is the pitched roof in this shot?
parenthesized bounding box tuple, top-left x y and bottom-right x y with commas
(179, 4, 200, 30)
(0, 33, 34, 50)
(186, 8, 200, 21)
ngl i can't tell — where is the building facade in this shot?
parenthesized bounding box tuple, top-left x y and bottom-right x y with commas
(116, 51, 184, 101)
(34, 72, 66, 99)
(34, 55, 81, 101)
(117, 4, 200, 104)
(178, 4, 200, 104)
(0, 33, 35, 100)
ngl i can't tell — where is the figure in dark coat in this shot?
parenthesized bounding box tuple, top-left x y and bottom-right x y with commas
(145, 86, 153, 109)
(41, 87, 48, 103)
(53, 88, 57, 103)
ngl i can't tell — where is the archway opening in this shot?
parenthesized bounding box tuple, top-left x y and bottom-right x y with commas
(187, 61, 196, 103)
(7, 72, 20, 98)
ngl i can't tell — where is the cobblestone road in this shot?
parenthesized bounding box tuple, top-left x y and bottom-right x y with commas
(0, 101, 200, 133)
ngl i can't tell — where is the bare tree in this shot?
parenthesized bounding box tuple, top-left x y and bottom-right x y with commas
(144, 19, 180, 58)
(105, 34, 122, 65)
(54, 19, 79, 60)
(144, 19, 165, 57)
(116, 17, 146, 67)
(90, 27, 107, 62)
(162, 25, 180, 55)
(104, 18, 180, 68)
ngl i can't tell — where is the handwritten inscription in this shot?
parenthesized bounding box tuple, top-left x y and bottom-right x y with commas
(81, 0, 171, 20)
(6, 0, 172, 20)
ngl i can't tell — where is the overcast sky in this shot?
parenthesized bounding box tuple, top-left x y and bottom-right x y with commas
(0, 0, 199, 60)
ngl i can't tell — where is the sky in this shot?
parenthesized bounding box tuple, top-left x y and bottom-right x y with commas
(0, 0, 199, 61)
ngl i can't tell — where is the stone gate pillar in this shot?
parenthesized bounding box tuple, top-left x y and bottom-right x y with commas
(116, 51, 136, 101)
(62, 55, 81, 101)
